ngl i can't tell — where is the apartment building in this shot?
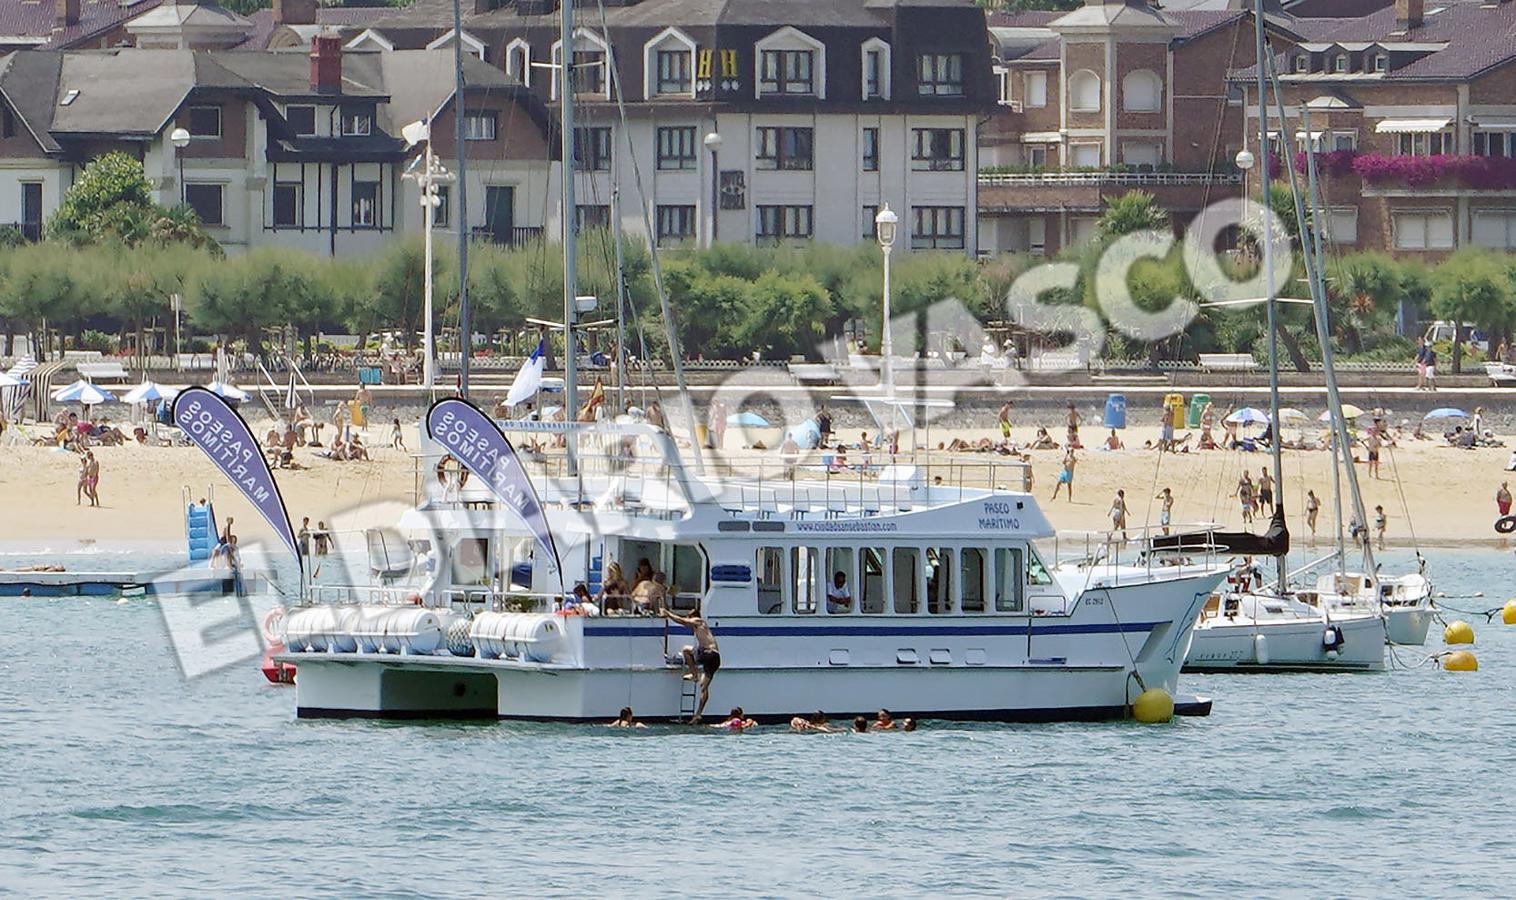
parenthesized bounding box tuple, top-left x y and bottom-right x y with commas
(1236, 0, 1516, 258)
(0, 39, 553, 253)
(350, 0, 996, 253)
(980, 0, 1269, 257)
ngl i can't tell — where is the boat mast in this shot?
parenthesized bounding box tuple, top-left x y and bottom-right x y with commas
(610, 175, 628, 410)
(453, 0, 471, 397)
(1252, 0, 1288, 592)
(559, 0, 578, 475)
(1297, 100, 1378, 582)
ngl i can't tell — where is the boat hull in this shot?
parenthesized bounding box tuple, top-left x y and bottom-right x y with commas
(281, 569, 1228, 722)
(1184, 613, 1385, 673)
(1384, 605, 1434, 646)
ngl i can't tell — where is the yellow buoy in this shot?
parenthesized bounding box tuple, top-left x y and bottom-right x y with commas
(1503, 600, 1516, 626)
(1132, 688, 1175, 723)
(1445, 620, 1475, 645)
(1444, 650, 1478, 672)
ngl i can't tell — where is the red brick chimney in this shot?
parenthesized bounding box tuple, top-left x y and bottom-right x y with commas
(1397, 0, 1424, 29)
(310, 34, 343, 94)
(275, 0, 318, 26)
(55, 0, 80, 28)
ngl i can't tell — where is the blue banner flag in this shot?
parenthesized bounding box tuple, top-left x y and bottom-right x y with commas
(426, 397, 562, 580)
(173, 385, 302, 572)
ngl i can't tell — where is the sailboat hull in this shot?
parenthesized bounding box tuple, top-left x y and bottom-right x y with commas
(1184, 613, 1385, 672)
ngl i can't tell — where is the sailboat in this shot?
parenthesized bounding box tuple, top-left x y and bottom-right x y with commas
(1290, 102, 1435, 648)
(1177, 0, 1385, 673)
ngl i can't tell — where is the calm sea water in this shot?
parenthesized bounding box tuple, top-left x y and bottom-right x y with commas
(3, 547, 1515, 897)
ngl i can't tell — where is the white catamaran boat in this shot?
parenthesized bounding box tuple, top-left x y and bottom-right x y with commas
(275, 441, 1230, 722)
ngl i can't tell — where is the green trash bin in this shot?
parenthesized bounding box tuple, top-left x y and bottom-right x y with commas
(1188, 392, 1211, 428)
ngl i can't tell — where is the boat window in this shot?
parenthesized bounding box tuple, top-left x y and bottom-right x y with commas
(791, 546, 818, 614)
(926, 547, 953, 614)
(757, 547, 783, 614)
(893, 547, 920, 614)
(451, 537, 489, 586)
(861, 547, 886, 614)
(672, 543, 706, 596)
(994, 547, 1025, 613)
(1027, 546, 1053, 585)
(825, 547, 854, 614)
(961, 547, 986, 613)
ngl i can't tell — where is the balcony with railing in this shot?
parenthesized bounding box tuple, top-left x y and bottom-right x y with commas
(978, 168, 1242, 215)
(469, 225, 545, 246)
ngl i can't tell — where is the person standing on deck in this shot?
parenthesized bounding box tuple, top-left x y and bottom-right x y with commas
(662, 606, 720, 724)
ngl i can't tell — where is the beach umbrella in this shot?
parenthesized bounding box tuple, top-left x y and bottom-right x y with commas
(1423, 407, 1469, 420)
(1275, 407, 1309, 423)
(0, 372, 23, 388)
(121, 380, 177, 404)
(727, 411, 770, 428)
(1318, 404, 1365, 422)
(52, 379, 116, 405)
(1225, 407, 1269, 425)
(205, 380, 249, 401)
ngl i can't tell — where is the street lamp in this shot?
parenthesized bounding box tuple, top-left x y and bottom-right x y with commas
(703, 130, 723, 247)
(1234, 148, 1255, 171)
(402, 118, 454, 392)
(169, 127, 191, 205)
(874, 203, 899, 398)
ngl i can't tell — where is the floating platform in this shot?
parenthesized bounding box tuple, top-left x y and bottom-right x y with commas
(0, 570, 266, 597)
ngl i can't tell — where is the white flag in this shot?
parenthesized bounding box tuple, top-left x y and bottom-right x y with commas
(505, 340, 546, 407)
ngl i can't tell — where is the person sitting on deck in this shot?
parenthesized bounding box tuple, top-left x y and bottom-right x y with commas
(826, 571, 853, 614)
(632, 572, 668, 614)
(596, 562, 630, 613)
(632, 558, 654, 589)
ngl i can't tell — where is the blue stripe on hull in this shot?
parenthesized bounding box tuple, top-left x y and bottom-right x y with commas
(582, 621, 1163, 638)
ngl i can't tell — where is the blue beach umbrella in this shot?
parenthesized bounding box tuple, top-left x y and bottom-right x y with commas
(205, 381, 249, 401)
(727, 411, 771, 428)
(1423, 407, 1469, 420)
(121, 380, 178, 404)
(51, 379, 116, 405)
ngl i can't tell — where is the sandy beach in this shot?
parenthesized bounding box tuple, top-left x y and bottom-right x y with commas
(1, 414, 1509, 550)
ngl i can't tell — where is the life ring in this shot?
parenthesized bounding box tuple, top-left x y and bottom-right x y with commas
(435, 455, 470, 487)
(261, 605, 286, 644)
(1496, 515, 1516, 535)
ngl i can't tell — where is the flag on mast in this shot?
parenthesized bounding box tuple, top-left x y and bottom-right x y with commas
(505, 339, 546, 408)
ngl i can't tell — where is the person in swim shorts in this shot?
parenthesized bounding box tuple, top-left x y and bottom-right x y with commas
(663, 605, 720, 723)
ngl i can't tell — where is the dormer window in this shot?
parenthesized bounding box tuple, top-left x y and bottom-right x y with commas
(1333, 54, 1349, 74)
(1373, 54, 1388, 72)
(551, 29, 612, 101)
(340, 106, 372, 137)
(643, 27, 696, 99)
(1294, 54, 1309, 73)
(755, 27, 826, 99)
(862, 38, 890, 100)
(761, 49, 814, 95)
(506, 38, 531, 87)
(186, 105, 221, 139)
(918, 53, 964, 97)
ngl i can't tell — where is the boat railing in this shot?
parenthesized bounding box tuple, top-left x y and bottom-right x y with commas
(1053, 522, 1226, 586)
(415, 441, 1034, 521)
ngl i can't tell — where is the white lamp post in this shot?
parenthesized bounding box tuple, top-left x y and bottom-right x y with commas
(874, 203, 899, 398)
(703, 130, 723, 247)
(169, 127, 191, 204)
(402, 119, 454, 392)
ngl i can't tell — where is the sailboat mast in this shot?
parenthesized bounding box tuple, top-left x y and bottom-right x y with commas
(610, 178, 628, 409)
(1253, 0, 1287, 591)
(559, 0, 579, 474)
(453, 0, 471, 397)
